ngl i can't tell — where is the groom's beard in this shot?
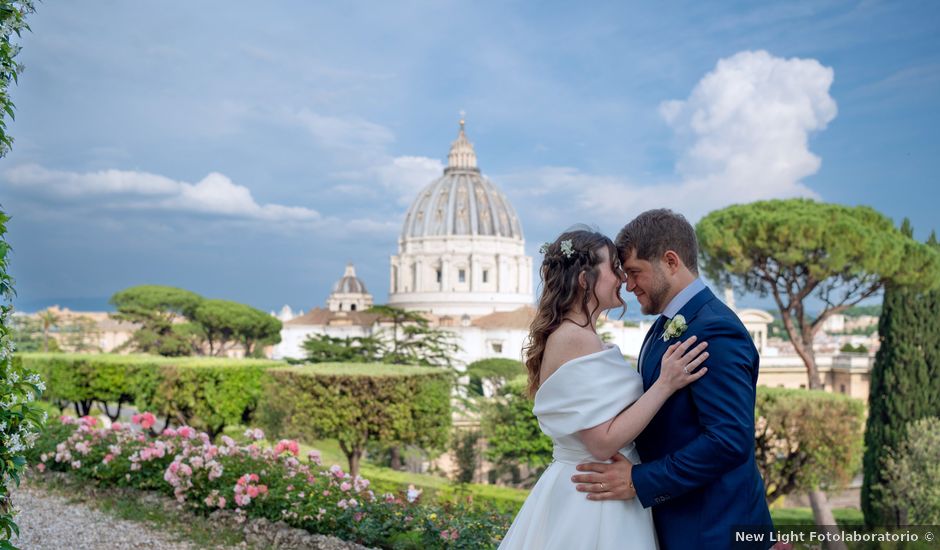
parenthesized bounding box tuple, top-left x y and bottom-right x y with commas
(641, 272, 672, 315)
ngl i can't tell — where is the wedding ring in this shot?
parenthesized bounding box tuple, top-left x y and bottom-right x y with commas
(683, 366, 690, 374)
(599, 482, 607, 491)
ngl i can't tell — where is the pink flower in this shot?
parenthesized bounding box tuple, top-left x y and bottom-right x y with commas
(111, 422, 124, 431)
(340, 481, 352, 492)
(217, 497, 226, 509)
(244, 428, 264, 441)
(177, 426, 196, 439)
(247, 486, 260, 498)
(132, 412, 156, 429)
(337, 499, 348, 509)
(273, 439, 300, 456)
(103, 453, 114, 464)
(307, 450, 322, 465)
(36, 463, 46, 473)
(79, 416, 98, 427)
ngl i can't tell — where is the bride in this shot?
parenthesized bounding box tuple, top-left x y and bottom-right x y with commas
(498, 229, 709, 550)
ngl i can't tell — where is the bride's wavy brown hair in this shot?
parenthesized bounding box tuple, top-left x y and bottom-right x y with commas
(523, 229, 625, 398)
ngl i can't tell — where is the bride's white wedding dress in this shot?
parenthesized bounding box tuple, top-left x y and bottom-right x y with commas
(498, 345, 658, 550)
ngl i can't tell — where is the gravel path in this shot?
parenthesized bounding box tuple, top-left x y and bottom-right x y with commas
(10, 479, 371, 550)
(11, 482, 207, 550)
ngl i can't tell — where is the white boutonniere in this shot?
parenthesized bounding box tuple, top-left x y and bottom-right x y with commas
(662, 314, 688, 342)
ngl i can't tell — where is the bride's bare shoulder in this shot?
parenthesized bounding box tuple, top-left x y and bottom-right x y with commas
(539, 324, 605, 384)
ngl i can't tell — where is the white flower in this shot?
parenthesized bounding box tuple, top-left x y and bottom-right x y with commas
(559, 239, 575, 258)
(662, 314, 688, 342)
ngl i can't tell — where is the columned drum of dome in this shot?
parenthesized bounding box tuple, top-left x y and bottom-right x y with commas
(389, 121, 534, 316)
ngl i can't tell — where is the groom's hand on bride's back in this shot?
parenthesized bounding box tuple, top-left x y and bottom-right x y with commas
(571, 453, 637, 501)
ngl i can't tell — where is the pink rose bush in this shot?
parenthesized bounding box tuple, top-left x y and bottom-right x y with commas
(29, 413, 509, 549)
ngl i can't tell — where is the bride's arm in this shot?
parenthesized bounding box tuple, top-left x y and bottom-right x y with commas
(578, 337, 709, 460)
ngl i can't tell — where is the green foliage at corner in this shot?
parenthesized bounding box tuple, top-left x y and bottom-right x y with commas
(257, 363, 451, 478)
(20, 354, 280, 438)
(480, 376, 552, 485)
(863, 225, 940, 528)
(879, 417, 940, 524)
(1, 5, 41, 546)
(466, 358, 525, 396)
(754, 387, 864, 502)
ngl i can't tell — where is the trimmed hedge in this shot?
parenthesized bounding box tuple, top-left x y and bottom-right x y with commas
(258, 363, 452, 477)
(21, 353, 280, 438)
(755, 387, 865, 502)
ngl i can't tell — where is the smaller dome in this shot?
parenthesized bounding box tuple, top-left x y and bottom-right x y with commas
(333, 263, 369, 294)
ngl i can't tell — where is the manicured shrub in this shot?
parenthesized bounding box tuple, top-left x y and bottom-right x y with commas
(21, 354, 279, 437)
(22, 353, 161, 418)
(135, 360, 274, 439)
(258, 364, 451, 478)
(754, 387, 865, 503)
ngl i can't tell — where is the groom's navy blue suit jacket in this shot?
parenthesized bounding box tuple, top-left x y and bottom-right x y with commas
(631, 286, 773, 550)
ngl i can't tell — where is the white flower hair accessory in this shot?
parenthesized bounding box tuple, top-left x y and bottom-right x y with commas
(662, 314, 688, 342)
(539, 239, 576, 258)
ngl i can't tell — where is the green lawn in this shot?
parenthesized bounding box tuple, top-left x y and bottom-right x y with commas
(771, 507, 865, 526)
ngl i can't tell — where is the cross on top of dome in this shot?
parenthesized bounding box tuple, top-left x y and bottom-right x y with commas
(446, 116, 479, 173)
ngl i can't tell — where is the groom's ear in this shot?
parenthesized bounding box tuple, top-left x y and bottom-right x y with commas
(663, 250, 682, 274)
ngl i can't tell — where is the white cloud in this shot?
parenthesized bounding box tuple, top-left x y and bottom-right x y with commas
(331, 155, 445, 206)
(504, 50, 837, 228)
(375, 156, 445, 204)
(4, 164, 320, 222)
(660, 49, 835, 204)
(294, 108, 395, 152)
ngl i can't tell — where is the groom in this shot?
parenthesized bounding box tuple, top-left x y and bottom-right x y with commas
(571, 209, 774, 549)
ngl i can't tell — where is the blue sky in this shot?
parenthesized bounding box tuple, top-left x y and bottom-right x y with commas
(2, 0, 939, 315)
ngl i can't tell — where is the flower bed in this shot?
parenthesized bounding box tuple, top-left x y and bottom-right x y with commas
(28, 414, 510, 549)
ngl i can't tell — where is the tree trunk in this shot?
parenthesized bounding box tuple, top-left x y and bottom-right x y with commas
(348, 450, 362, 478)
(779, 309, 825, 389)
(389, 445, 402, 470)
(339, 439, 364, 477)
(809, 489, 846, 550)
(100, 400, 123, 421)
(799, 348, 824, 390)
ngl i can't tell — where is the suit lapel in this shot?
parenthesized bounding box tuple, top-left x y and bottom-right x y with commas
(639, 315, 666, 385)
(642, 287, 716, 388)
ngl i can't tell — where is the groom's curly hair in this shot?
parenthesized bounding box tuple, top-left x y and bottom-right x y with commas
(523, 228, 625, 398)
(615, 209, 699, 275)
